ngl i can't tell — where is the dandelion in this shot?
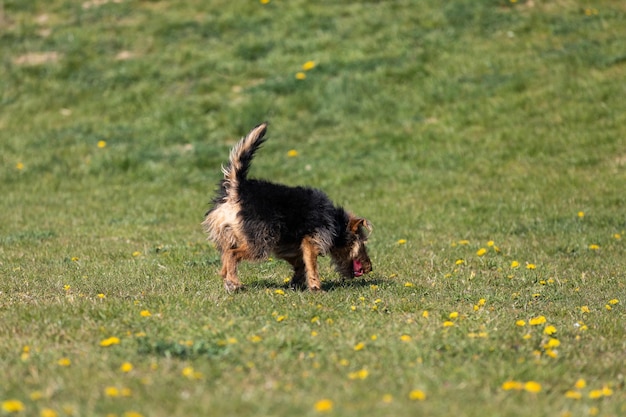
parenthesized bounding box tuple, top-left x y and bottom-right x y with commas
(588, 244, 600, 250)
(249, 335, 262, 343)
(458, 240, 470, 245)
(100, 336, 121, 347)
(132, 251, 141, 257)
(295, 72, 306, 80)
(422, 310, 429, 318)
(543, 325, 557, 335)
(274, 289, 285, 295)
(487, 240, 495, 247)
(348, 369, 369, 380)
(302, 61, 316, 71)
(442, 321, 454, 327)
(2, 400, 25, 413)
(120, 362, 133, 373)
(314, 399, 333, 412)
(140, 310, 151, 317)
(608, 299, 619, 305)
(63, 284, 71, 291)
(397, 239, 407, 245)
(287, 149, 298, 157)
(400, 335, 412, 342)
(577, 211, 585, 218)
(574, 379, 586, 389)
(544, 338, 560, 349)
(476, 248, 487, 256)
(382, 394, 393, 403)
(529, 316, 546, 326)
(29, 391, 42, 401)
(449, 311, 459, 319)
(614, 233, 621, 240)
(526, 263, 536, 270)
(565, 390, 582, 400)
(408, 389, 426, 401)
(121, 388, 133, 397)
(588, 389, 603, 399)
(515, 320, 526, 327)
(57, 357, 71, 367)
(404, 282, 414, 287)
(501, 380, 523, 391)
(97, 140, 107, 148)
(97, 293, 106, 299)
(40, 409, 58, 417)
(524, 381, 542, 393)
(105, 386, 120, 397)
(16, 162, 25, 171)
(580, 306, 590, 313)
(276, 315, 286, 322)
(455, 259, 464, 265)
(353, 342, 365, 351)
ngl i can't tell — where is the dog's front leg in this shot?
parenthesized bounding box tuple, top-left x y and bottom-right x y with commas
(301, 237, 322, 291)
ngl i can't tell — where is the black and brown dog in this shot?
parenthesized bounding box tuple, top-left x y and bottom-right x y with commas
(203, 123, 372, 292)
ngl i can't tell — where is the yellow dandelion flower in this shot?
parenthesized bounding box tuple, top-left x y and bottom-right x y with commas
(422, 310, 429, 318)
(511, 260, 520, 269)
(181, 367, 195, 377)
(339, 359, 349, 366)
(295, 72, 306, 80)
(588, 244, 600, 250)
(522, 333, 532, 340)
(565, 390, 582, 400)
(397, 239, 407, 245)
(529, 316, 546, 326)
(476, 248, 487, 256)
(614, 233, 621, 240)
(580, 306, 590, 313)
(100, 336, 121, 347)
(97, 140, 107, 148)
(574, 378, 586, 389)
(57, 357, 71, 367)
(501, 380, 523, 391)
(132, 251, 141, 257)
(314, 399, 333, 412)
(487, 240, 495, 247)
(455, 259, 464, 265)
(601, 385, 613, 396)
(16, 162, 25, 170)
(543, 325, 557, 335)
(526, 263, 536, 270)
(276, 315, 286, 322)
(354, 342, 365, 351)
(408, 389, 426, 401)
(544, 338, 560, 349)
(524, 381, 542, 393)
(121, 388, 133, 397)
(382, 394, 393, 403)
(302, 61, 316, 71)
(40, 409, 58, 417)
(287, 149, 298, 157)
(404, 282, 414, 287)
(458, 240, 470, 245)
(348, 369, 369, 380)
(29, 391, 42, 401)
(588, 389, 603, 399)
(249, 335, 262, 343)
(449, 311, 459, 319)
(105, 386, 120, 397)
(577, 211, 584, 218)
(544, 349, 558, 358)
(608, 299, 619, 305)
(442, 321, 454, 327)
(97, 293, 106, 299)
(120, 362, 133, 373)
(274, 289, 285, 295)
(400, 335, 412, 342)
(515, 320, 526, 327)
(140, 310, 151, 317)
(311, 331, 318, 337)
(2, 400, 25, 413)
(605, 304, 612, 311)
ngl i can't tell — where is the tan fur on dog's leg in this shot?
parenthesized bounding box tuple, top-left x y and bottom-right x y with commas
(301, 236, 322, 291)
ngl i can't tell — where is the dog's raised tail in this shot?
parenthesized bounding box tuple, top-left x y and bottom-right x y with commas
(221, 122, 268, 198)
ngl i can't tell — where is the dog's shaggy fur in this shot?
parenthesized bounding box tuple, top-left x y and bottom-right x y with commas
(203, 123, 372, 292)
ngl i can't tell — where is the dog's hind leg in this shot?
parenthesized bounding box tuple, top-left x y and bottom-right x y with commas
(301, 237, 322, 292)
(220, 246, 247, 292)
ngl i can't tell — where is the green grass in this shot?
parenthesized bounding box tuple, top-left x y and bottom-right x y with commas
(1, 0, 626, 416)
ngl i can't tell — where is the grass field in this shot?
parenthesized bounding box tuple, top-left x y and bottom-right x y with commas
(2, 0, 626, 416)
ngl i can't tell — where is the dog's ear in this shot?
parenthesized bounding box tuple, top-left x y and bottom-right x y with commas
(349, 217, 372, 238)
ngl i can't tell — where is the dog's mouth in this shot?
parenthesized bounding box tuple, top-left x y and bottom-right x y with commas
(353, 259, 364, 277)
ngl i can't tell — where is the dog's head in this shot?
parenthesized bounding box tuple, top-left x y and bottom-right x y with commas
(331, 216, 372, 279)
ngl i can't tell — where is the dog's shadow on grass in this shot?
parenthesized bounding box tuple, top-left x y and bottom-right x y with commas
(246, 275, 388, 292)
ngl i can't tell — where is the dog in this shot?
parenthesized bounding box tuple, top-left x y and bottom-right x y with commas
(202, 123, 372, 292)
